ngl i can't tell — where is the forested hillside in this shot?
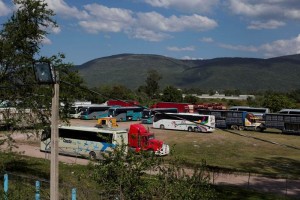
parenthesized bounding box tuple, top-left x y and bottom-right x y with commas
(75, 54, 300, 92)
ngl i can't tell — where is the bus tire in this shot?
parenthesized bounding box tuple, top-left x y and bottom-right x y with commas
(89, 151, 97, 160)
(238, 126, 245, 131)
(188, 127, 193, 132)
(231, 125, 238, 130)
(194, 127, 199, 132)
(160, 124, 165, 129)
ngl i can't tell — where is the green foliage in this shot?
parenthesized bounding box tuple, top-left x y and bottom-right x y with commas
(144, 69, 162, 99)
(90, 84, 137, 103)
(161, 86, 183, 102)
(91, 143, 216, 199)
(184, 95, 200, 104)
(262, 92, 296, 112)
(0, 0, 86, 147)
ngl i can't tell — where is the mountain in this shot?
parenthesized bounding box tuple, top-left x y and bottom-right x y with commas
(75, 53, 300, 92)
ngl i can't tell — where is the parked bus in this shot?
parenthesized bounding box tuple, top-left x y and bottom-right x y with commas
(141, 108, 178, 124)
(278, 109, 300, 115)
(69, 101, 91, 119)
(80, 105, 111, 120)
(40, 126, 128, 159)
(229, 106, 270, 119)
(108, 106, 144, 121)
(153, 113, 215, 133)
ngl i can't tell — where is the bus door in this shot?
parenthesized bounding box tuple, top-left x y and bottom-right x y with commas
(126, 110, 134, 120)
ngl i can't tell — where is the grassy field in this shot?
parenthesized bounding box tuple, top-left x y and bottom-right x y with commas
(150, 126, 300, 178)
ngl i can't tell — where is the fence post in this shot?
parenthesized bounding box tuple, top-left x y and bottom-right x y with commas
(247, 172, 250, 189)
(4, 173, 8, 200)
(72, 188, 76, 200)
(35, 181, 40, 200)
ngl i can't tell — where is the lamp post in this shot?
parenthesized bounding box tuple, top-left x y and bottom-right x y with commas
(34, 62, 59, 200)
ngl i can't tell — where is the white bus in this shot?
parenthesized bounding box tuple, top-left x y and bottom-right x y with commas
(40, 126, 128, 159)
(153, 113, 215, 133)
(69, 101, 91, 119)
(278, 109, 300, 115)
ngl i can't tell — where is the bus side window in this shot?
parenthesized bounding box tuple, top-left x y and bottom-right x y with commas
(41, 129, 51, 141)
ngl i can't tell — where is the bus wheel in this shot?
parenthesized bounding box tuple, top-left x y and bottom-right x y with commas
(231, 125, 238, 130)
(238, 126, 245, 131)
(188, 127, 193, 132)
(194, 127, 199, 132)
(89, 151, 97, 160)
(160, 124, 165, 129)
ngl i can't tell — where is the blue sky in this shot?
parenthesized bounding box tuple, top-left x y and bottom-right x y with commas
(1, 0, 300, 65)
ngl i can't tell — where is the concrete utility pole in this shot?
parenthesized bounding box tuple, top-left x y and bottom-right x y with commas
(33, 62, 60, 200)
(50, 81, 59, 200)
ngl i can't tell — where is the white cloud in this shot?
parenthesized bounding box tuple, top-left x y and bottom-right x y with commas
(45, 0, 89, 19)
(79, 4, 134, 33)
(76, 4, 217, 41)
(127, 28, 171, 42)
(136, 12, 218, 32)
(167, 46, 195, 51)
(201, 37, 214, 43)
(260, 34, 300, 57)
(0, 0, 11, 16)
(247, 20, 285, 30)
(228, 0, 300, 20)
(219, 43, 258, 52)
(41, 36, 52, 45)
(181, 56, 203, 60)
(218, 34, 300, 58)
(144, 0, 219, 13)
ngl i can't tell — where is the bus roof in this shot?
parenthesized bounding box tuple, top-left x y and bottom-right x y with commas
(162, 112, 210, 116)
(59, 125, 127, 133)
(279, 109, 300, 113)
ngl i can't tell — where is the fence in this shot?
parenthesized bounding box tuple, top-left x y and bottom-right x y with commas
(1, 171, 300, 199)
(0, 172, 120, 200)
(210, 170, 300, 198)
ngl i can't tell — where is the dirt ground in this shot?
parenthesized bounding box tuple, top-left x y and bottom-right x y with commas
(2, 119, 300, 198)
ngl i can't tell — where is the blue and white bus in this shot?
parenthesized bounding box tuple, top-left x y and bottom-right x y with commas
(141, 108, 178, 124)
(108, 106, 144, 121)
(80, 104, 111, 120)
(40, 125, 128, 159)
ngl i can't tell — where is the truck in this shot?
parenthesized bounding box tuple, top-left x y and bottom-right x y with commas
(261, 113, 300, 135)
(128, 124, 170, 156)
(198, 109, 264, 131)
(96, 117, 118, 128)
(150, 102, 193, 113)
(95, 120, 170, 156)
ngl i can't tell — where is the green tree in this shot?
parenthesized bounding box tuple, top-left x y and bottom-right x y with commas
(0, 0, 85, 131)
(262, 92, 296, 112)
(144, 69, 162, 99)
(184, 95, 199, 104)
(288, 89, 300, 104)
(161, 86, 183, 102)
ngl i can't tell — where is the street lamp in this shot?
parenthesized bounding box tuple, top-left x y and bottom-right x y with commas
(34, 62, 59, 200)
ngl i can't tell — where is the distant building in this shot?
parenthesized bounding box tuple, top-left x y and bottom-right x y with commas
(183, 93, 255, 100)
